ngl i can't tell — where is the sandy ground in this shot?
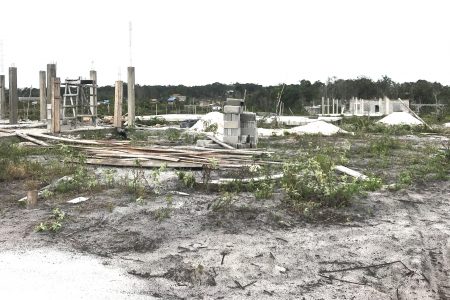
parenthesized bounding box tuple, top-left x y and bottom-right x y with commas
(0, 174, 449, 299)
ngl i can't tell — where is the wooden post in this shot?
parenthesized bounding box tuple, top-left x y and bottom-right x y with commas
(9, 67, 18, 124)
(39, 71, 46, 121)
(113, 80, 123, 128)
(51, 78, 61, 133)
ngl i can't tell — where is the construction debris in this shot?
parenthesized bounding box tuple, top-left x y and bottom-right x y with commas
(67, 197, 89, 204)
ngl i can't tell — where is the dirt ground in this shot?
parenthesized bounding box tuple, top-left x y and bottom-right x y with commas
(0, 176, 449, 299)
(0, 132, 449, 299)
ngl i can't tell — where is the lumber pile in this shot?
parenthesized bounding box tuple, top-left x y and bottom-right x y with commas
(14, 131, 273, 169)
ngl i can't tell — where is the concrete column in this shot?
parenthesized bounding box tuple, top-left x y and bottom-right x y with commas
(39, 71, 46, 121)
(90, 70, 97, 120)
(9, 67, 18, 124)
(327, 98, 330, 114)
(114, 80, 123, 128)
(321, 97, 324, 115)
(46, 64, 56, 105)
(0, 75, 6, 119)
(127, 66, 135, 127)
(51, 77, 61, 133)
(332, 98, 335, 114)
(384, 97, 391, 115)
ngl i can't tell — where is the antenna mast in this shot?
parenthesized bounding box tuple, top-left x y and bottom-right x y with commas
(0, 39, 4, 74)
(129, 21, 133, 66)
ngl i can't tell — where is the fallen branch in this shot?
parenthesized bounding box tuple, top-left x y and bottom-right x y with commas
(318, 273, 367, 286)
(319, 260, 413, 274)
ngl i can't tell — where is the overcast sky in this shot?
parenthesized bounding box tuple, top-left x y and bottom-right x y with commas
(0, 0, 449, 87)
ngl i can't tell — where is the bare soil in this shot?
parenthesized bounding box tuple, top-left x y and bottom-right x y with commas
(0, 176, 449, 299)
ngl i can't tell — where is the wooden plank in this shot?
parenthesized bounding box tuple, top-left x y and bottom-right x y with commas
(334, 165, 368, 180)
(397, 98, 432, 130)
(205, 134, 235, 149)
(26, 132, 101, 145)
(83, 158, 202, 169)
(15, 132, 49, 146)
(91, 152, 180, 162)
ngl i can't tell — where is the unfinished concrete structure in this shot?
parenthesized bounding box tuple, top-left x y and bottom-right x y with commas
(39, 71, 46, 121)
(127, 66, 135, 127)
(0, 74, 5, 119)
(321, 97, 342, 115)
(9, 67, 18, 124)
(223, 98, 257, 148)
(348, 97, 410, 116)
(114, 80, 123, 128)
(90, 70, 97, 124)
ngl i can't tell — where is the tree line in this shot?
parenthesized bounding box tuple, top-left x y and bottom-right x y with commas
(95, 76, 449, 114)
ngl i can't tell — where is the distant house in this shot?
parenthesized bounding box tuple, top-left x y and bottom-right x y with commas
(170, 94, 187, 102)
(167, 96, 177, 103)
(348, 97, 410, 116)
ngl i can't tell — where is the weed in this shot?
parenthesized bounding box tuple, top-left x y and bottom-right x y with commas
(209, 192, 237, 211)
(151, 164, 167, 194)
(35, 208, 66, 233)
(153, 194, 173, 222)
(177, 171, 196, 188)
(204, 123, 218, 133)
(281, 151, 377, 213)
(103, 168, 117, 187)
(202, 158, 219, 191)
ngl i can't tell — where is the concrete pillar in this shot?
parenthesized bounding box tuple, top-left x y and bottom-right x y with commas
(327, 98, 330, 114)
(0, 75, 6, 119)
(90, 70, 97, 120)
(332, 98, 335, 114)
(385, 97, 390, 114)
(9, 67, 18, 124)
(51, 77, 61, 133)
(321, 97, 324, 115)
(39, 71, 46, 121)
(46, 64, 56, 105)
(127, 66, 135, 127)
(114, 80, 123, 128)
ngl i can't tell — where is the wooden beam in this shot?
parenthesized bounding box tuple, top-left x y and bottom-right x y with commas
(15, 132, 49, 146)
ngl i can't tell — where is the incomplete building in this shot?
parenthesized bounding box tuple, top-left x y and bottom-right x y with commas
(348, 97, 410, 116)
(223, 98, 257, 148)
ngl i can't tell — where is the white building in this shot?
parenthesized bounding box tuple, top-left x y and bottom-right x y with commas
(348, 97, 410, 116)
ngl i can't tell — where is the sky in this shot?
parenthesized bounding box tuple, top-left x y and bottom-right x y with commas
(0, 0, 449, 88)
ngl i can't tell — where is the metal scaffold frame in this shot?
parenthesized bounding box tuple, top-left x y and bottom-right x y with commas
(61, 77, 97, 127)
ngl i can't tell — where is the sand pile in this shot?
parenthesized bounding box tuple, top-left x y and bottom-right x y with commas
(258, 120, 348, 137)
(289, 120, 348, 136)
(378, 112, 423, 126)
(190, 112, 224, 134)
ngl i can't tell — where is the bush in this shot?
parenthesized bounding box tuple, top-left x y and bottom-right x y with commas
(281, 153, 378, 212)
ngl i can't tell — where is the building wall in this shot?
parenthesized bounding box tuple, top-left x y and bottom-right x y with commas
(348, 97, 409, 115)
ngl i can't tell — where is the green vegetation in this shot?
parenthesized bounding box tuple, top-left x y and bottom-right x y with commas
(177, 171, 196, 188)
(35, 208, 66, 233)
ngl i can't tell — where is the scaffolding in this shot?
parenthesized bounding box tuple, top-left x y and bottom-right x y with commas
(61, 78, 97, 127)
